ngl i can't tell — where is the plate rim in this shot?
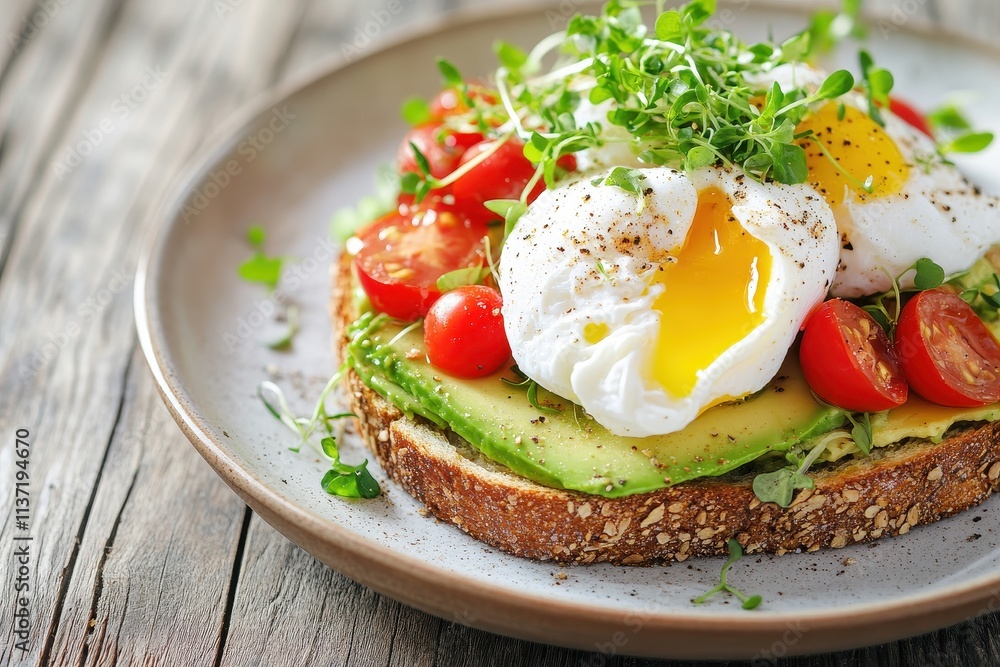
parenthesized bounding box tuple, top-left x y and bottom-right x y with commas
(134, 1, 1000, 658)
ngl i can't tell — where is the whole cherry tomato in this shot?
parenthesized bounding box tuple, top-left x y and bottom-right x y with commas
(396, 124, 483, 180)
(423, 285, 511, 378)
(895, 289, 1000, 407)
(450, 139, 545, 224)
(799, 299, 908, 412)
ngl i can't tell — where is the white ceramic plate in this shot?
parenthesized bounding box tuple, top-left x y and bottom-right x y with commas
(136, 3, 1000, 659)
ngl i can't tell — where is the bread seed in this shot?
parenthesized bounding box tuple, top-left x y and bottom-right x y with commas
(641, 504, 665, 528)
(842, 489, 860, 502)
(656, 532, 669, 544)
(667, 502, 685, 513)
(377, 429, 389, 443)
(875, 510, 889, 528)
(603, 521, 617, 537)
(927, 466, 943, 481)
(696, 510, 707, 525)
(830, 533, 848, 548)
(864, 505, 881, 519)
(697, 527, 714, 540)
(899, 523, 910, 535)
(907, 505, 920, 526)
(989, 462, 1000, 481)
(577, 503, 593, 519)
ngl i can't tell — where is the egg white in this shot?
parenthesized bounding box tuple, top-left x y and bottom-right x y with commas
(499, 167, 840, 437)
(754, 63, 1000, 297)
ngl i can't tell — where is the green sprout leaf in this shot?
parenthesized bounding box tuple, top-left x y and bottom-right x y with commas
(401, 96, 432, 126)
(436, 266, 489, 293)
(654, 10, 683, 41)
(693, 539, 762, 610)
(686, 145, 716, 170)
(815, 69, 855, 100)
(751, 468, 815, 508)
(941, 131, 994, 154)
(246, 225, 266, 248)
(437, 58, 463, 88)
(409, 141, 432, 176)
(845, 411, 873, 455)
(912, 257, 946, 290)
(238, 254, 283, 290)
(867, 68, 894, 106)
(927, 103, 973, 132)
(494, 40, 528, 70)
(769, 143, 808, 185)
(266, 304, 299, 350)
(486, 198, 528, 241)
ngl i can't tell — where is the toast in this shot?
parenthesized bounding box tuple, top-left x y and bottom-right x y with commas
(332, 254, 1000, 564)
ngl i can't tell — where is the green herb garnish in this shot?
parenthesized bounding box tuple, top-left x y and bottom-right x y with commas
(862, 257, 945, 335)
(266, 304, 299, 350)
(239, 226, 283, 290)
(502, 365, 563, 415)
(693, 539, 762, 610)
(319, 437, 381, 499)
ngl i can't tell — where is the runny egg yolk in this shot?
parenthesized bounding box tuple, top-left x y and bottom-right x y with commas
(650, 187, 771, 398)
(796, 102, 909, 207)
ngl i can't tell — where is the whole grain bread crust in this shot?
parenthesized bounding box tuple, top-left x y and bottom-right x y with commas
(333, 255, 1000, 564)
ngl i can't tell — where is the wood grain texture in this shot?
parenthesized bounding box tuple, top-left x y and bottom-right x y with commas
(1, 0, 1000, 665)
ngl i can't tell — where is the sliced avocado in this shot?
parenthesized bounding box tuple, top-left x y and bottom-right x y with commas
(349, 320, 844, 498)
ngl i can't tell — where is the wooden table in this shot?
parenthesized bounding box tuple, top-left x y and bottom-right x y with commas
(3, 0, 1000, 665)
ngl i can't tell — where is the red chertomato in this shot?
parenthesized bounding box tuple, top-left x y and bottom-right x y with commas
(423, 285, 511, 378)
(353, 207, 488, 321)
(895, 289, 1000, 407)
(429, 86, 498, 121)
(799, 299, 908, 412)
(889, 97, 934, 138)
(451, 139, 544, 224)
(396, 123, 484, 180)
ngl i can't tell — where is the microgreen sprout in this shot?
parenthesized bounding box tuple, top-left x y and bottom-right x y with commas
(862, 257, 945, 335)
(752, 428, 851, 507)
(927, 99, 995, 155)
(693, 539, 763, 610)
(502, 365, 563, 415)
(239, 225, 283, 290)
(266, 304, 299, 350)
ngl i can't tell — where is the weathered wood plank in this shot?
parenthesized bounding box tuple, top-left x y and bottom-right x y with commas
(0, 0, 129, 279)
(0, 0, 309, 664)
(46, 351, 247, 667)
(0, 0, 40, 70)
(217, 515, 442, 667)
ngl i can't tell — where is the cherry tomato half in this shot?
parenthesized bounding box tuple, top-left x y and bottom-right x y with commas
(895, 289, 1000, 407)
(889, 97, 934, 138)
(423, 285, 511, 378)
(354, 207, 488, 321)
(396, 123, 484, 180)
(799, 299, 908, 412)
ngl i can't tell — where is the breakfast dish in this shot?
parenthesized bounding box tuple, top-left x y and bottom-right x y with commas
(333, 0, 1000, 565)
(136, 2, 1000, 654)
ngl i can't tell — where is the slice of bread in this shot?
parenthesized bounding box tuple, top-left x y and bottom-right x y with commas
(332, 255, 1000, 564)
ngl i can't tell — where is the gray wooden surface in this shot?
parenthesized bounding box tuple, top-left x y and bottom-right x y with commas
(2, 0, 1000, 665)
